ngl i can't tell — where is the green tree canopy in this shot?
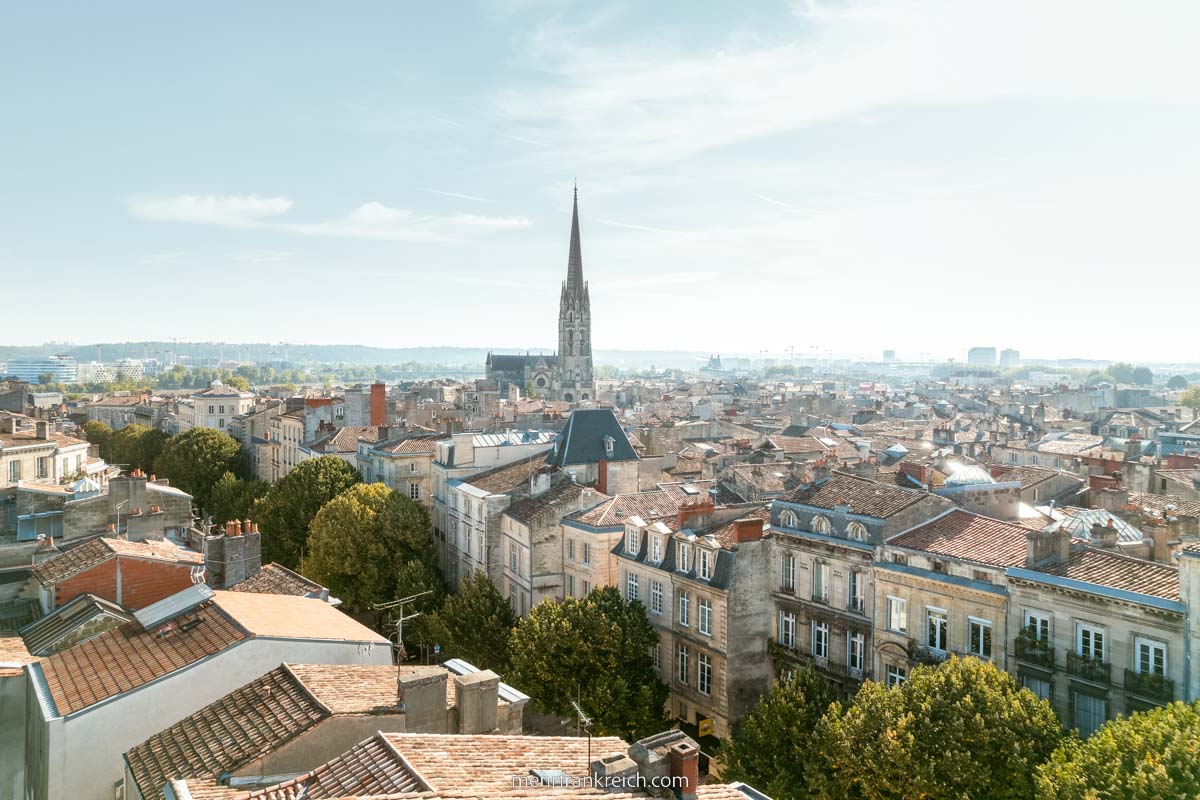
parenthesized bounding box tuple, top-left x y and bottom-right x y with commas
(1107, 362, 1135, 383)
(207, 471, 269, 526)
(255, 456, 360, 568)
(1167, 374, 1188, 390)
(1035, 701, 1200, 799)
(721, 665, 837, 800)
(107, 424, 169, 474)
(809, 657, 1064, 800)
(1182, 386, 1200, 413)
(426, 571, 518, 673)
(302, 483, 439, 613)
(508, 586, 669, 741)
(153, 427, 246, 511)
(1131, 366, 1154, 386)
(81, 420, 112, 460)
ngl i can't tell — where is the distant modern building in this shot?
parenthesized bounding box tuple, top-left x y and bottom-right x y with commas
(4, 355, 77, 384)
(999, 348, 1021, 369)
(967, 347, 997, 367)
(883, 350, 896, 361)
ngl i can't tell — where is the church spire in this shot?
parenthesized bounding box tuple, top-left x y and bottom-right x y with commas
(567, 183, 583, 290)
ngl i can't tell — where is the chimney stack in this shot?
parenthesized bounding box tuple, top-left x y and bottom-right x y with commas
(1091, 518, 1119, 550)
(35, 420, 50, 439)
(668, 741, 699, 800)
(732, 517, 765, 544)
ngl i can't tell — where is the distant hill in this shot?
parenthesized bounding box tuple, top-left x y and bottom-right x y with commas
(0, 342, 714, 370)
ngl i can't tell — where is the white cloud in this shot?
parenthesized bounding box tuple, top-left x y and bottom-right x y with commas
(128, 194, 292, 227)
(128, 195, 531, 243)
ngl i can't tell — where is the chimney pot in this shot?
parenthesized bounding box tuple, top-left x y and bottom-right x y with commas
(668, 742, 699, 800)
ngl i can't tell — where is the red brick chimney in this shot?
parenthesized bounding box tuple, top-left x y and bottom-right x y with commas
(676, 498, 714, 531)
(733, 517, 765, 544)
(668, 741, 699, 800)
(370, 382, 387, 426)
(597, 457, 608, 495)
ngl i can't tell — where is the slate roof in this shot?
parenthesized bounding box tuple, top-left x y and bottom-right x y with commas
(229, 563, 327, 598)
(0, 597, 41, 632)
(778, 471, 934, 518)
(19, 593, 133, 656)
(1039, 546, 1180, 601)
(545, 409, 638, 467)
(31, 537, 202, 584)
(889, 510, 1031, 568)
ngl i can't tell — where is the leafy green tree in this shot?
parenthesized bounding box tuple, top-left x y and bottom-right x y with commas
(1182, 386, 1200, 415)
(427, 571, 518, 672)
(255, 456, 360, 568)
(107, 424, 169, 474)
(508, 586, 669, 740)
(207, 471, 269, 525)
(153, 428, 246, 511)
(809, 657, 1063, 800)
(37, 371, 55, 386)
(1106, 362, 1135, 383)
(224, 375, 250, 391)
(1167, 374, 1188, 390)
(721, 665, 837, 799)
(1131, 366, 1154, 386)
(302, 483, 439, 612)
(81, 420, 113, 460)
(1035, 701, 1200, 799)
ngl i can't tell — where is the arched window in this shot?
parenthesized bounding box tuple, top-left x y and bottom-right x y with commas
(779, 509, 799, 529)
(810, 515, 832, 535)
(847, 521, 867, 541)
(564, 392, 574, 402)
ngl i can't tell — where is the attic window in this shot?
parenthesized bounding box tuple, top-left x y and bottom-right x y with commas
(603, 435, 615, 458)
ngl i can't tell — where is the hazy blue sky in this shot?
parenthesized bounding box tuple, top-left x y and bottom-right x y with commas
(2, 1, 1198, 361)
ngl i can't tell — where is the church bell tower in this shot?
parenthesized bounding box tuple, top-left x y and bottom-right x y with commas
(552, 185, 594, 402)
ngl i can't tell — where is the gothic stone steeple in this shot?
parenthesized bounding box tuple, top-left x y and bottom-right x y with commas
(553, 184, 594, 402)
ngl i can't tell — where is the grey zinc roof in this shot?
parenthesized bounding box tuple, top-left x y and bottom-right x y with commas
(544, 409, 638, 467)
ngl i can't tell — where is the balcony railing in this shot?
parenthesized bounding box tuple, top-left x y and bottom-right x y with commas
(1014, 634, 1055, 670)
(768, 639, 870, 685)
(908, 639, 950, 667)
(1123, 669, 1174, 704)
(848, 596, 866, 615)
(1066, 651, 1111, 684)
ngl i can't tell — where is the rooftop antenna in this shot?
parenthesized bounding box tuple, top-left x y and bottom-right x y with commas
(570, 698, 592, 769)
(373, 590, 433, 662)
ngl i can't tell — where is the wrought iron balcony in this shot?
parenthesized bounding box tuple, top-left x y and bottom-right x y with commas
(1066, 651, 1110, 684)
(768, 639, 870, 685)
(908, 638, 950, 667)
(1123, 668, 1174, 704)
(1014, 632, 1055, 670)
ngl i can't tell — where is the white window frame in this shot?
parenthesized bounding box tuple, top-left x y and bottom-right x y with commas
(651, 536, 662, 563)
(678, 591, 690, 627)
(698, 598, 712, 636)
(848, 632, 865, 674)
(887, 596, 908, 633)
(699, 548, 712, 580)
(779, 509, 798, 528)
(626, 572, 639, 602)
(698, 652, 711, 695)
(812, 621, 829, 661)
(1024, 609, 1050, 641)
(781, 552, 796, 592)
(968, 616, 993, 659)
(848, 570, 865, 614)
(812, 561, 829, 603)
(1135, 637, 1166, 677)
(582, 541, 591, 565)
(567, 538, 575, 561)
(810, 514, 832, 534)
(677, 644, 690, 685)
(778, 610, 796, 648)
(677, 541, 691, 572)
(926, 606, 948, 652)
(626, 528, 639, 556)
(885, 664, 907, 688)
(1077, 623, 1105, 661)
(650, 580, 663, 615)
(847, 521, 867, 541)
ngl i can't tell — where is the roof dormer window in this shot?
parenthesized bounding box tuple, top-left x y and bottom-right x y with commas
(603, 434, 615, 458)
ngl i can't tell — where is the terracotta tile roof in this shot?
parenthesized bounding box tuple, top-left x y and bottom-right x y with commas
(566, 491, 676, 528)
(40, 601, 249, 715)
(0, 633, 36, 666)
(381, 732, 629, 794)
(247, 735, 428, 799)
(307, 426, 389, 454)
(31, 537, 203, 584)
(125, 665, 328, 797)
(1127, 493, 1200, 519)
(286, 663, 444, 714)
(707, 506, 772, 548)
(889, 510, 1031, 567)
(778, 471, 935, 518)
(658, 480, 743, 506)
(1040, 546, 1180, 601)
(766, 434, 829, 454)
(230, 563, 327, 597)
(375, 434, 449, 454)
(505, 482, 601, 525)
(462, 456, 553, 495)
(987, 463, 1062, 488)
